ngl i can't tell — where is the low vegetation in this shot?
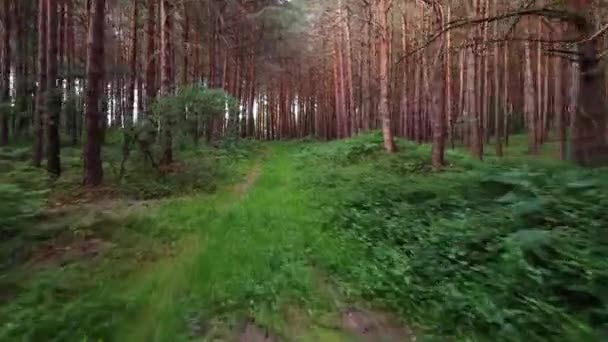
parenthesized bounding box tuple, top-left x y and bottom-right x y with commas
(2, 132, 607, 341)
(299, 132, 608, 340)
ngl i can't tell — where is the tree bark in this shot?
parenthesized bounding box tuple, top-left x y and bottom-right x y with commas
(82, 0, 105, 186)
(46, 0, 61, 178)
(376, 0, 396, 152)
(33, 0, 47, 167)
(144, 0, 157, 118)
(160, 0, 174, 165)
(0, 0, 10, 146)
(523, 18, 537, 155)
(127, 0, 138, 127)
(493, 0, 502, 157)
(570, 11, 608, 166)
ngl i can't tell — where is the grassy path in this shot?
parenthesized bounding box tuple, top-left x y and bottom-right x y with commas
(116, 144, 352, 341)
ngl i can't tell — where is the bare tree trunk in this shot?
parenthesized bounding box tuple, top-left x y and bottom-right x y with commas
(493, 0, 502, 157)
(160, 0, 174, 165)
(144, 0, 157, 118)
(466, 1, 481, 159)
(0, 0, 10, 146)
(126, 0, 138, 127)
(400, 13, 408, 137)
(182, 6, 189, 86)
(431, 3, 446, 169)
(571, 13, 608, 166)
(377, 0, 396, 152)
(82, 0, 105, 186)
(33, 0, 47, 167)
(46, 0, 61, 178)
(523, 18, 537, 155)
(503, 40, 510, 147)
(554, 27, 566, 160)
(445, 4, 452, 149)
(456, 49, 465, 148)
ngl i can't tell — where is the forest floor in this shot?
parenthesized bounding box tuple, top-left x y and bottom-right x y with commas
(2, 134, 607, 341)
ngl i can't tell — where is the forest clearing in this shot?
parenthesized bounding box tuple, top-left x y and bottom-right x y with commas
(1, 0, 608, 341)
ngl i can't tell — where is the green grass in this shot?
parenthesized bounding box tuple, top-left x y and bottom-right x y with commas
(297, 132, 608, 341)
(2, 132, 606, 341)
(0, 143, 354, 341)
(114, 143, 354, 340)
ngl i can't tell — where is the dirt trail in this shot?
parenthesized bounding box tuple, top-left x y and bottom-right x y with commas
(232, 159, 262, 196)
(342, 309, 415, 341)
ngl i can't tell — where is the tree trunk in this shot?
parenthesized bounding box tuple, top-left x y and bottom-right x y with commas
(523, 18, 537, 155)
(376, 0, 396, 152)
(431, 4, 446, 169)
(466, 2, 481, 159)
(33, 0, 47, 167)
(126, 0, 138, 127)
(571, 14, 608, 166)
(554, 27, 566, 160)
(160, 0, 174, 165)
(493, 0, 502, 157)
(0, 0, 10, 146)
(82, 0, 105, 186)
(46, 0, 61, 178)
(144, 0, 157, 118)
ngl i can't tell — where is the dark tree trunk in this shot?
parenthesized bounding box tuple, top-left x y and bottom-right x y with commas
(46, 0, 61, 178)
(33, 0, 47, 167)
(0, 0, 11, 146)
(571, 22, 608, 166)
(160, 0, 174, 165)
(126, 0, 138, 127)
(144, 0, 156, 118)
(377, 0, 396, 152)
(82, 0, 105, 186)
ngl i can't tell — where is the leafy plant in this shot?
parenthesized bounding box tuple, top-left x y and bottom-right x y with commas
(300, 135, 608, 340)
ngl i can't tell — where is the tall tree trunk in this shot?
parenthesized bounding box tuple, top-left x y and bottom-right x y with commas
(246, 53, 255, 137)
(342, 1, 355, 136)
(554, 26, 566, 160)
(493, 0, 502, 157)
(144, 0, 157, 118)
(466, 1, 481, 159)
(46, 0, 61, 178)
(570, 10, 608, 166)
(376, 0, 396, 152)
(523, 18, 537, 155)
(0, 0, 11, 146)
(126, 0, 138, 127)
(445, 4, 452, 149)
(431, 4, 446, 169)
(182, 6, 189, 86)
(33, 0, 47, 167)
(82, 0, 105, 186)
(160, 0, 174, 165)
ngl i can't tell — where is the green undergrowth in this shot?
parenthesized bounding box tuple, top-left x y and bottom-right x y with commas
(0, 137, 262, 341)
(52, 131, 260, 201)
(298, 132, 608, 341)
(114, 143, 349, 341)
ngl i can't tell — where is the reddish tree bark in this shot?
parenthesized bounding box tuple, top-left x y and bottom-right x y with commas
(33, 0, 47, 167)
(0, 0, 11, 146)
(82, 0, 105, 186)
(160, 0, 174, 165)
(46, 0, 61, 177)
(126, 0, 139, 127)
(376, 0, 396, 153)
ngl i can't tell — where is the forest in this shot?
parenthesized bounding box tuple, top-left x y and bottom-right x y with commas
(1, 0, 608, 340)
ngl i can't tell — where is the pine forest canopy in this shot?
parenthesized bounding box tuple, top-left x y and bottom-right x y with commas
(0, 0, 607, 185)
